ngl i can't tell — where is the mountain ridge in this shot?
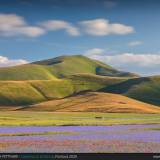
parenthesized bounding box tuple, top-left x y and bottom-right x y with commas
(0, 54, 159, 111)
(0, 55, 138, 81)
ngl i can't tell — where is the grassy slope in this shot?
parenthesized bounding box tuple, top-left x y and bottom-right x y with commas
(0, 75, 125, 106)
(0, 80, 73, 106)
(33, 55, 138, 78)
(34, 55, 115, 77)
(102, 76, 160, 106)
(0, 55, 130, 106)
(20, 92, 160, 114)
(0, 111, 160, 126)
(0, 64, 57, 80)
(1, 54, 160, 108)
(0, 81, 45, 105)
(30, 80, 74, 99)
(0, 55, 137, 81)
(66, 73, 127, 93)
(46, 55, 103, 77)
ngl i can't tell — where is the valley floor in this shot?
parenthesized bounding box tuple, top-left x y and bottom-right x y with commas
(0, 111, 160, 126)
(0, 112, 160, 153)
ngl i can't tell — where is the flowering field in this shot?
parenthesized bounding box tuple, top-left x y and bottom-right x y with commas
(0, 125, 160, 153)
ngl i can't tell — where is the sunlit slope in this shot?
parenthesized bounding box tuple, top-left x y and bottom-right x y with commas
(0, 80, 73, 106)
(66, 73, 127, 92)
(33, 55, 138, 78)
(20, 92, 160, 114)
(0, 75, 125, 106)
(0, 64, 57, 80)
(0, 55, 138, 81)
(0, 81, 45, 105)
(102, 76, 160, 106)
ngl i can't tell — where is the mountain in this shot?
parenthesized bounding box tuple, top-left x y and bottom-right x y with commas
(101, 76, 160, 106)
(19, 92, 160, 114)
(0, 54, 159, 112)
(0, 55, 138, 81)
(33, 55, 138, 78)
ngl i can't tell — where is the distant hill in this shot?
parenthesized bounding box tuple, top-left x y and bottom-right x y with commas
(0, 54, 134, 106)
(0, 55, 138, 81)
(19, 92, 160, 114)
(0, 54, 160, 110)
(33, 55, 138, 78)
(101, 76, 160, 106)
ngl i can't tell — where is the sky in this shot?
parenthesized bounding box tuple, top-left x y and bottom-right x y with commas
(0, 0, 160, 75)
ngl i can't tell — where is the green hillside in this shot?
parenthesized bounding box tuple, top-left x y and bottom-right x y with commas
(0, 64, 57, 80)
(0, 55, 137, 81)
(2, 54, 160, 108)
(102, 76, 160, 106)
(0, 75, 125, 106)
(33, 55, 115, 77)
(0, 81, 45, 105)
(0, 55, 135, 106)
(33, 55, 138, 78)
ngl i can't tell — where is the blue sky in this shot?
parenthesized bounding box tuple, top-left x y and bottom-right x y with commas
(0, 0, 160, 75)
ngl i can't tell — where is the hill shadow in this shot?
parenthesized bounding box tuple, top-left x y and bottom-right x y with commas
(99, 77, 150, 94)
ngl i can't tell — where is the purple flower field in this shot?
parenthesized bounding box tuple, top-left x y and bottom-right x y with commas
(0, 124, 160, 153)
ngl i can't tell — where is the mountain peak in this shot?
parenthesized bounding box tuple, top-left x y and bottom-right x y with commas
(0, 54, 139, 81)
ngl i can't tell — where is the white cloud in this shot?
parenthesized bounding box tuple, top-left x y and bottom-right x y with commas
(0, 14, 134, 37)
(104, 53, 160, 67)
(0, 14, 45, 37)
(128, 41, 143, 46)
(85, 49, 160, 75)
(0, 56, 28, 67)
(79, 19, 134, 36)
(84, 48, 104, 56)
(86, 52, 160, 68)
(41, 20, 80, 36)
(16, 26, 45, 37)
(41, 19, 134, 37)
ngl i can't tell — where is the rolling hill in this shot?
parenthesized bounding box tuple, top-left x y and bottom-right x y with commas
(19, 92, 160, 114)
(0, 64, 57, 81)
(0, 75, 125, 106)
(0, 55, 138, 81)
(101, 76, 160, 106)
(0, 54, 159, 113)
(0, 55, 136, 107)
(33, 55, 138, 78)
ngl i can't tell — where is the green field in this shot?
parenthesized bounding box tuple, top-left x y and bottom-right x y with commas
(0, 111, 160, 126)
(0, 131, 74, 136)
